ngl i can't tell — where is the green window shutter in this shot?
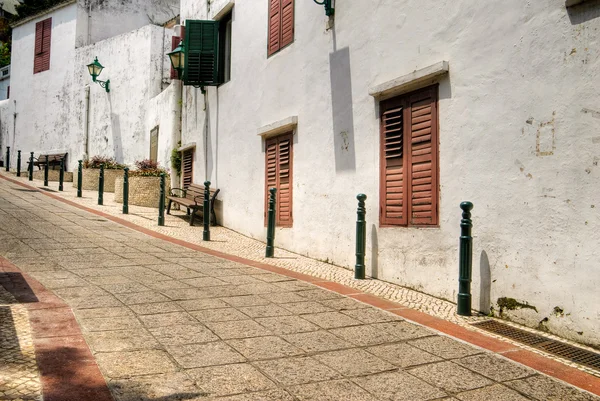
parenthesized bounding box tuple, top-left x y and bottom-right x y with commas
(183, 20, 220, 86)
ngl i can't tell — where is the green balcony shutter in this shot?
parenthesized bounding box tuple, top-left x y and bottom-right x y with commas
(184, 20, 220, 86)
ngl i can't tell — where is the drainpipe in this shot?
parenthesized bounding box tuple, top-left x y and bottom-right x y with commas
(84, 86, 90, 160)
(171, 79, 182, 190)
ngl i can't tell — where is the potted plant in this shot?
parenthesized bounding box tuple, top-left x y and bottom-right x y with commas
(72, 156, 126, 192)
(114, 160, 170, 208)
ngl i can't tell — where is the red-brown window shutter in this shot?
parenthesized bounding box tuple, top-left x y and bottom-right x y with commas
(34, 18, 52, 74)
(268, 0, 281, 56)
(182, 149, 194, 189)
(280, 0, 294, 49)
(408, 87, 438, 226)
(170, 36, 181, 79)
(380, 86, 438, 227)
(265, 133, 293, 227)
(380, 98, 407, 226)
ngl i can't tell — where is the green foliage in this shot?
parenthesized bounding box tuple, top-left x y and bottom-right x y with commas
(0, 42, 10, 68)
(130, 159, 167, 177)
(83, 156, 126, 170)
(13, 0, 68, 22)
(171, 141, 181, 175)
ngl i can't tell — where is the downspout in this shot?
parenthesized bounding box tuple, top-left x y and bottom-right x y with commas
(84, 86, 90, 159)
(87, 1, 92, 45)
(170, 79, 182, 190)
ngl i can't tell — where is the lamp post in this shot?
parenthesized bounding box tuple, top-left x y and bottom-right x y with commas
(313, 0, 334, 16)
(167, 41, 185, 80)
(86, 57, 110, 92)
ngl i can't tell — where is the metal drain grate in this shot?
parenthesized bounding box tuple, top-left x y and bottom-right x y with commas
(472, 320, 600, 371)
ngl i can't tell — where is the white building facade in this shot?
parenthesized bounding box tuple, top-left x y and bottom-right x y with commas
(2, 0, 179, 171)
(178, 0, 600, 346)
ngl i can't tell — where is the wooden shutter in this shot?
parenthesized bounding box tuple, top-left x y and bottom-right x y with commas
(408, 87, 438, 225)
(265, 138, 278, 224)
(264, 133, 293, 227)
(277, 134, 293, 226)
(34, 18, 51, 74)
(183, 20, 220, 86)
(280, 0, 294, 49)
(182, 149, 193, 189)
(170, 36, 181, 79)
(380, 97, 407, 226)
(267, 0, 281, 56)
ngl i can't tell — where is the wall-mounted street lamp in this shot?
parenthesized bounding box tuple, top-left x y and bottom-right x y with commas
(313, 0, 334, 16)
(167, 41, 185, 80)
(86, 57, 110, 93)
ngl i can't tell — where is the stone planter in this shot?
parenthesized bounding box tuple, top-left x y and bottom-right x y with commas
(72, 168, 123, 192)
(114, 175, 170, 208)
(31, 170, 74, 182)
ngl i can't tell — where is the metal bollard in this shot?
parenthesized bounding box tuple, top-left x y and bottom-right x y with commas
(457, 201, 474, 316)
(158, 173, 165, 226)
(98, 164, 104, 205)
(355, 194, 367, 279)
(44, 155, 49, 186)
(28, 152, 34, 181)
(4, 146, 9, 172)
(122, 168, 129, 214)
(203, 181, 211, 241)
(77, 160, 83, 197)
(58, 159, 64, 191)
(265, 188, 277, 258)
(16, 151, 21, 177)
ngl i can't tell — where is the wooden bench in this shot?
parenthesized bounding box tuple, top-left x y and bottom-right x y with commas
(167, 183, 220, 226)
(29, 153, 68, 171)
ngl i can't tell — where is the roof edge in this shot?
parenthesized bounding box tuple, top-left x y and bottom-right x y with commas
(10, 0, 77, 28)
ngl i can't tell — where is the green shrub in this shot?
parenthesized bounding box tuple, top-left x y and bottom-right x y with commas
(130, 159, 168, 177)
(83, 156, 126, 169)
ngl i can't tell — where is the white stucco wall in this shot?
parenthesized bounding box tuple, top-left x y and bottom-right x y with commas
(10, 3, 78, 167)
(71, 24, 176, 168)
(75, 0, 179, 47)
(0, 99, 15, 166)
(181, 0, 600, 346)
(147, 81, 182, 175)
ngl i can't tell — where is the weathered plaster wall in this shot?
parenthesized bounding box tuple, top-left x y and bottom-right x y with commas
(75, 0, 179, 47)
(71, 24, 175, 169)
(10, 4, 77, 168)
(181, 0, 600, 345)
(147, 81, 182, 178)
(0, 99, 14, 166)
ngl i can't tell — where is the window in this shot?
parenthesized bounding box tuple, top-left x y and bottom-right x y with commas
(150, 126, 159, 162)
(218, 10, 232, 84)
(182, 149, 194, 189)
(265, 133, 293, 227)
(34, 18, 52, 74)
(183, 20, 220, 86)
(268, 0, 294, 56)
(379, 85, 439, 227)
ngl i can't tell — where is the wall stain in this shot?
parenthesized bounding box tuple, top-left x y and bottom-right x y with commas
(535, 111, 556, 157)
(582, 108, 600, 119)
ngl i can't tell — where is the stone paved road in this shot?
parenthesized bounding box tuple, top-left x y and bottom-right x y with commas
(0, 178, 598, 401)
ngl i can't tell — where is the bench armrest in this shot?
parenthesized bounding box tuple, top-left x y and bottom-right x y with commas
(193, 195, 206, 205)
(170, 188, 187, 197)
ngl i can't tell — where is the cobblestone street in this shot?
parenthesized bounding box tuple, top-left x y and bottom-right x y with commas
(0, 174, 599, 400)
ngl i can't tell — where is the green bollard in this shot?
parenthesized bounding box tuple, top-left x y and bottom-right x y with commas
(16, 151, 21, 177)
(203, 181, 211, 241)
(5, 146, 10, 172)
(355, 194, 367, 280)
(158, 173, 165, 226)
(28, 152, 34, 181)
(266, 188, 277, 258)
(98, 164, 104, 205)
(43, 155, 49, 186)
(457, 201, 474, 316)
(122, 168, 129, 214)
(58, 159, 64, 191)
(77, 160, 83, 197)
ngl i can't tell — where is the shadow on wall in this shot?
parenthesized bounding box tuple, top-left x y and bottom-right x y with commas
(568, 0, 600, 24)
(329, 47, 356, 172)
(108, 94, 123, 163)
(479, 250, 491, 314)
(371, 224, 379, 278)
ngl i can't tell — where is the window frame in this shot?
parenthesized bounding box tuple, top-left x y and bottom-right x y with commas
(379, 85, 440, 228)
(218, 10, 233, 85)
